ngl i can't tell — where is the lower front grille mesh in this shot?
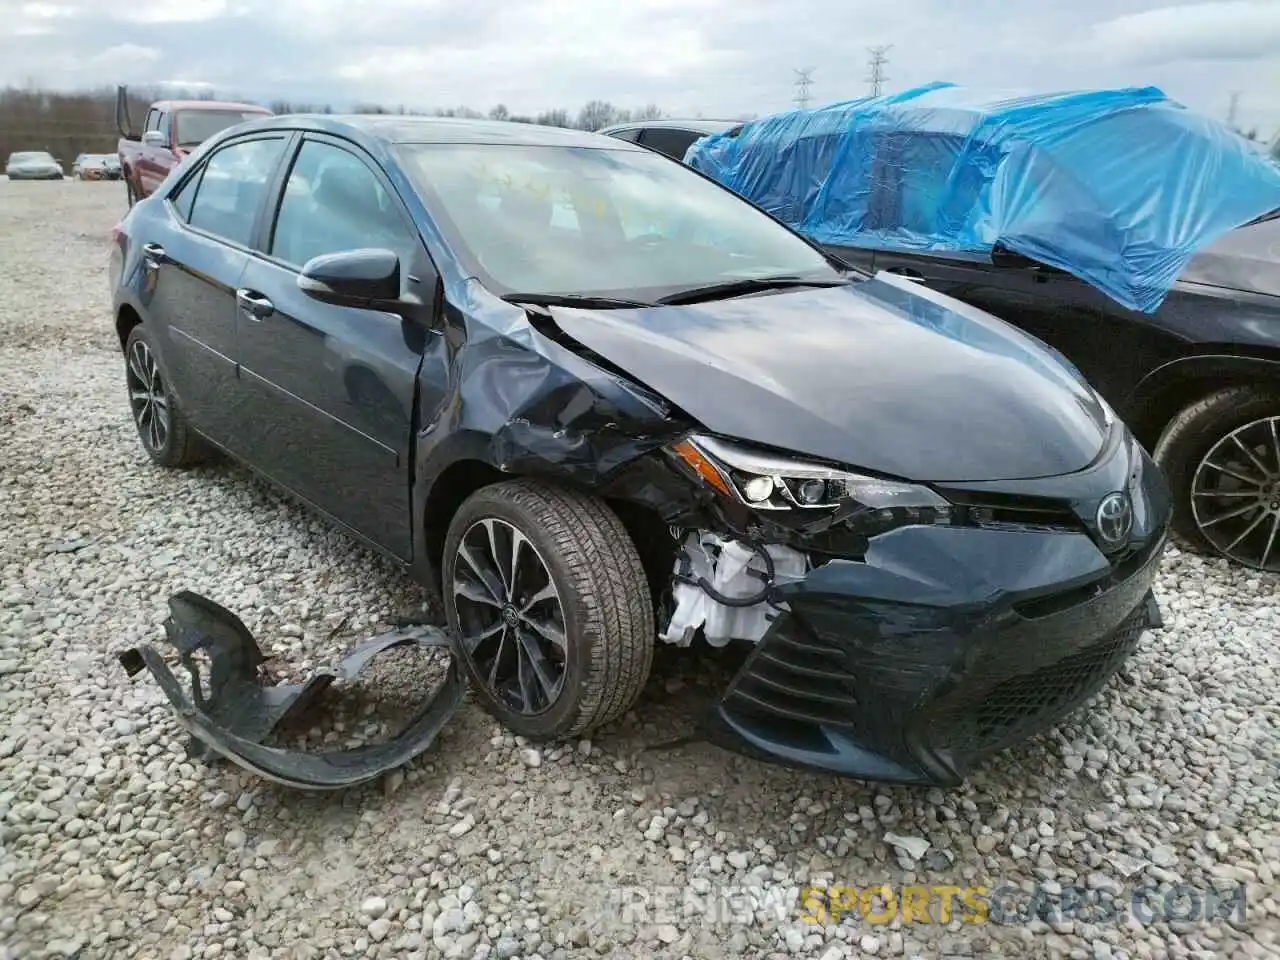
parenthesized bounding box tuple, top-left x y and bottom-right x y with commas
(920, 607, 1147, 757)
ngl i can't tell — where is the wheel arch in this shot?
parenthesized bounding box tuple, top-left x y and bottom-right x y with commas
(1123, 351, 1280, 449)
(415, 447, 675, 602)
(116, 303, 143, 351)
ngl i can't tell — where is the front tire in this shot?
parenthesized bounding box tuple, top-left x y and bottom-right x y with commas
(123, 325, 210, 468)
(443, 480, 655, 740)
(1152, 384, 1280, 572)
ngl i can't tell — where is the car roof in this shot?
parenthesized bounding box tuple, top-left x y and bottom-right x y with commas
(598, 118, 743, 136)
(152, 100, 272, 113)
(227, 114, 651, 150)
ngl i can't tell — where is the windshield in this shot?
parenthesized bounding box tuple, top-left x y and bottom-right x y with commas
(397, 142, 840, 299)
(10, 152, 53, 164)
(175, 110, 266, 148)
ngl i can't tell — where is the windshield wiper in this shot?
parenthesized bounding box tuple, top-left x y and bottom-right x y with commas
(656, 276, 850, 305)
(501, 293, 655, 309)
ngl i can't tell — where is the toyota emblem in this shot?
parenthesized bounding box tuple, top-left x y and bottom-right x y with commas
(1096, 491, 1134, 545)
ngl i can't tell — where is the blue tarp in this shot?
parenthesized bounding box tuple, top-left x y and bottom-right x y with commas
(685, 83, 1280, 313)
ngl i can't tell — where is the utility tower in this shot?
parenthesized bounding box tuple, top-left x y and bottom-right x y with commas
(867, 45, 892, 97)
(1227, 91, 1241, 130)
(793, 67, 815, 110)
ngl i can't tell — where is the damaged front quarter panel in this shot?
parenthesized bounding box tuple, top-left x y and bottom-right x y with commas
(118, 591, 464, 790)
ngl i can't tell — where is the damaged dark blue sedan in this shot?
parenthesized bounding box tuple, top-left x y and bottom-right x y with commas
(108, 115, 1171, 786)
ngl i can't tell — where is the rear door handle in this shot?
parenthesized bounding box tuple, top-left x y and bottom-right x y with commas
(141, 243, 167, 267)
(235, 289, 274, 320)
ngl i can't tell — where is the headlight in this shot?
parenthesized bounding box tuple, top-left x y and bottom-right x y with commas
(668, 434, 951, 516)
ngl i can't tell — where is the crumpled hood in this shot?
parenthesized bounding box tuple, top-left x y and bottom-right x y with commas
(549, 273, 1111, 483)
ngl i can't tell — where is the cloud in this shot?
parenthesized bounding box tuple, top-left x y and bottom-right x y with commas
(1092, 1, 1280, 65)
(0, 0, 1277, 136)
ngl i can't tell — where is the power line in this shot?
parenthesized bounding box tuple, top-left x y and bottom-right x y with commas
(793, 67, 815, 110)
(867, 45, 892, 97)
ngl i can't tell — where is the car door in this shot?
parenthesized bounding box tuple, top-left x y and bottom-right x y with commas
(233, 134, 437, 558)
(139, 109, 172, 197)
(143, 134, 291, 449)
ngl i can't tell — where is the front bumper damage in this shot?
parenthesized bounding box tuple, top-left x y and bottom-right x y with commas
(118, 591, 464, 790)
(657, 424, 1172, 787)
(695, 524, 1165, 786)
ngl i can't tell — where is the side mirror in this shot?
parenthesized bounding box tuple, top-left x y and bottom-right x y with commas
(297, 248, 402, 309)
(141, 130, 168, 148)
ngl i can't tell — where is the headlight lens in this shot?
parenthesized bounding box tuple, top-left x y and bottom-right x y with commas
(669, 434, 951, 516)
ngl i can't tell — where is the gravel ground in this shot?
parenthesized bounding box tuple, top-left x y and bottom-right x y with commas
(1, 180, 1278, 960)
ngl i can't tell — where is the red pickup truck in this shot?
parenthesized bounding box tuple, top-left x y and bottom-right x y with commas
(115, 87, 272, 206)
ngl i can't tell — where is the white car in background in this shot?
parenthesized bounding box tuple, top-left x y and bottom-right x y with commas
(5, 151, 64, 180)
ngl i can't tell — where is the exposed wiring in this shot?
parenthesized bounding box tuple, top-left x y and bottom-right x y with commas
(672, 538, 777, 607)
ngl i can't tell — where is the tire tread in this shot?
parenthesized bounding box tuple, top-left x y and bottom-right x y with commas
(450, 480, 654, 738)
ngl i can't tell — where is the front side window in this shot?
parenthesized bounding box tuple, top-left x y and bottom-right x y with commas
(269, 140, 417, 269)
(186, 137, 286, 247)
(398, 142, 838, 299)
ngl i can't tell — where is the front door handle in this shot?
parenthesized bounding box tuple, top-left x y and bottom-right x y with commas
(235, 289, 274, 320)
(141, 243, 167, 267)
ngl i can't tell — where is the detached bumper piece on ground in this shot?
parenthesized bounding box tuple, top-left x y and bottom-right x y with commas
(117, 591, 463, 790)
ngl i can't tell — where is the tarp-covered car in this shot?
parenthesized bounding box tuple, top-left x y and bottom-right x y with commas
(687, 85, 1280, 573)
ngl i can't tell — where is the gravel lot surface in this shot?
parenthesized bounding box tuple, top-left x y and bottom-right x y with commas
(1, 180, 1278, 960)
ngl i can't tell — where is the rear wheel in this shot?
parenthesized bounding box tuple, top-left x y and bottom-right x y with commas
(123, 325, 210, 468)
(1153, 384, 1280, 572)
(442, 480, 654, 740)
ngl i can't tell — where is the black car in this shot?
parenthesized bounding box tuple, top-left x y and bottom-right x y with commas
(597, 118, 742, 162)
(615, 113, 1280, 574)
(108, 115, 1169, 785)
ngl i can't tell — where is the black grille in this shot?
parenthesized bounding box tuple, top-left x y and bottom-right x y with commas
(725, 628, 862, 730)
(919, 607, 1147, 759)
(935, 488, 1083, 533)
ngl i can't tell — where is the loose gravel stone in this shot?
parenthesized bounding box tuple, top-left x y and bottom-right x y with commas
(0, 179, 1276, 960)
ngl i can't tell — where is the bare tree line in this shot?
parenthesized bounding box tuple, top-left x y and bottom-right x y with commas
(0, 84, 717, 166)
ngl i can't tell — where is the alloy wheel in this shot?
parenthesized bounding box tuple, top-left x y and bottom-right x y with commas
(452, 517, 568, 714)
(1190, 415, 1280, 572)
(126, 339, 170, 454)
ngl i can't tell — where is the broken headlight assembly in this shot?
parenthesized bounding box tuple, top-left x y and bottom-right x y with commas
(667, 434, 953, 537)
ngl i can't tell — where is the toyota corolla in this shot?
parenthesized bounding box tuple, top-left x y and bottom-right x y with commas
(108, 115, 1171, 785)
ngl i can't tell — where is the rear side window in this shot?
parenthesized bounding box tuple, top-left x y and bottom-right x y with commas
(638, 128, 701, 161)
(607, 128, 642, 143)
(187, 137, 286, 247)
(269, 139, 416, 269)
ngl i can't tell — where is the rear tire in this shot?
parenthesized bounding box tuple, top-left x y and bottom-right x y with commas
(1152, 384, 1280, 571)
(125, 178, 136, 208)
(442, 480, 655, 740)
(123, 325, 211, 468)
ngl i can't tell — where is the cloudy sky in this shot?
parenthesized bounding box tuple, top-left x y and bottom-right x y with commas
(3, 0, 1279, 136)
